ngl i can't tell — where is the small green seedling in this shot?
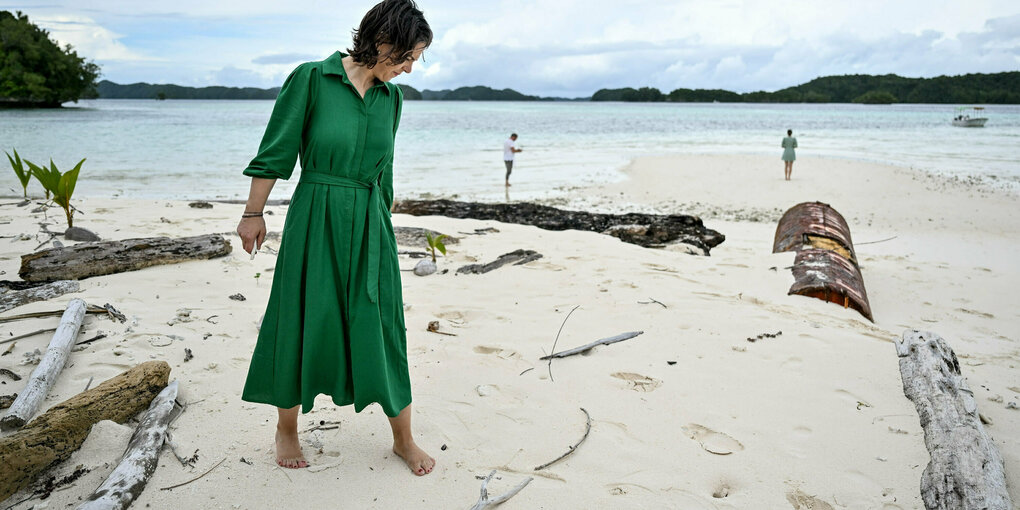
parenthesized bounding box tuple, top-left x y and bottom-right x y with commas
(27, 158, 84, 228)
(5, 149, 31, 198)
(254, 272, 262, 286)
(425, 231, 447, 263)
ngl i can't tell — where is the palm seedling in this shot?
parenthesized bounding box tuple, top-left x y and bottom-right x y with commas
(425, 231, 447, 263)
(26, 158, 85, 229)
(5, 149, 31, 198)
(414, 231, 448, 276)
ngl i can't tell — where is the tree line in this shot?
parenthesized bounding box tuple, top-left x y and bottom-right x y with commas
(590, 72, 1020, 104)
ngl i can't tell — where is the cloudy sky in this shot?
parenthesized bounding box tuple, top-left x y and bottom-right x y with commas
(5, 0, 1020, 97)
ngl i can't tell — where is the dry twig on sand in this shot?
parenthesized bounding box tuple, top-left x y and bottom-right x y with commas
(546, 305, 580, 382)
(539, 331, 644, 360)
(534, 407, 592, 471)
(469, 470, 533, 510)
(159, 457, 226, 491)
(0, 328, 57, 346)
(637, 297, 667, 308)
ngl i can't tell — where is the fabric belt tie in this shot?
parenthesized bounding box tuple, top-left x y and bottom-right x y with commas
(299, 171, 384, 303)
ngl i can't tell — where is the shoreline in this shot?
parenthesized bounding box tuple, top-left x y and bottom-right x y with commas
(1, 153, 1017, 508)
(3, 148, 1017, 207)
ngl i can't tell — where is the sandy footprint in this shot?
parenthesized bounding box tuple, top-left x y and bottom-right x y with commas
(472, 345, 521, 360)
(611, 372, 661, 392)
(682, 423, 744, 455)
(785, 426, 812, 459)
(785, 489, 834, 510)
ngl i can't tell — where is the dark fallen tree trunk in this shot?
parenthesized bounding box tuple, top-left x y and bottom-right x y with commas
(896, 330, 1012, 510)
(393, 199, 725, 254)
(0, 361, 171, 502)
(19, 234, 232, 282)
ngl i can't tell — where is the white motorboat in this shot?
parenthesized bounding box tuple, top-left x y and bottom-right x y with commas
(952, 107, 988, 127)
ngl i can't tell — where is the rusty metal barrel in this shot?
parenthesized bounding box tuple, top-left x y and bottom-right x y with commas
(773, 202, 873, 321)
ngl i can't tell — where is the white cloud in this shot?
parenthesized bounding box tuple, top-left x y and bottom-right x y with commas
(33, 15, 148, 61)
(9, 1, 1019, 95)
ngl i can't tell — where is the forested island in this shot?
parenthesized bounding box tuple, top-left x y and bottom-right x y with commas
(95, 81, 560, 101)
(591, 72, 1020, 104)
(95, 72, 1020, 104)
(96, 81, 280, 100)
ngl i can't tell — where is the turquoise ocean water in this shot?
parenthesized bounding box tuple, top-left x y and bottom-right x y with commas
(1, 100, 1018, 202)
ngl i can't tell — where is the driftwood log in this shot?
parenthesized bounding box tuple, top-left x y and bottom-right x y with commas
(78, 381, 179, 510)
(1, 298, 87, 430)
(895, 330, 1012, 510)
(0, 280, 80, 313)
(457, 250, 543, 274)
(19, 234, 232, 282)
(0, 361, 171, 502)
(393, 199, 725, 254)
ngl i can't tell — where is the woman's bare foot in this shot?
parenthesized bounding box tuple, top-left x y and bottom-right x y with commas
(275, 428, 308, 468)
(393, 439, 435, 476)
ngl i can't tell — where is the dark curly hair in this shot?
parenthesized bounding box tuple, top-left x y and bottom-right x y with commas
(348, 0, 433, 69)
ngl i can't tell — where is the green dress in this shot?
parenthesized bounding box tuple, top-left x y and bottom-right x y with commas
(241, 51, 410, 418)
(781, 136, 797, 162)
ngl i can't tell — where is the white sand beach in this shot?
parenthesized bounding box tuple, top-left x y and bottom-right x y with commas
(1, 154, 1017, 509)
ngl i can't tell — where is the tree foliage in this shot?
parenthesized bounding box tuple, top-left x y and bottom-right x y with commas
(0, 10, 100, 107)
(853, 90, 898, 104)
(396, 83, 421, 100)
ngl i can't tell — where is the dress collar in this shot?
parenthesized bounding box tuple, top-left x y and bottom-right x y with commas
(322, 51, 391, 95)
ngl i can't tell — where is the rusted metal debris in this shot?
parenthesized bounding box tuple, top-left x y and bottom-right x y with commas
(773, 202, 873, 321)
(790, 249, 873, 321)
(774, 202, 857, 263)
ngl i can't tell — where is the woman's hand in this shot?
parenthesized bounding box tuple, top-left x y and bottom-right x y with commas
(237, 216, 267, 254)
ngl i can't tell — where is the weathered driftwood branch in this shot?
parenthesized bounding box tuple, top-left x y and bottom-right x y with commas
(457, 250, 542, 275)
(534, 407, 592, 471)
(0, 304, 108, 324)
(1, 298, 87, 430)
(895, 330, 1012, 510)
(0, 280, 80, 313)
(469, 470, 534, 510)
(19, 234, 232, 282)
(539, 331, 644, 360)
(0, 328, 57, 346)
(0, 362, 171, 502)
(77, 381, 179, 510)
(393, 199, 725, 254)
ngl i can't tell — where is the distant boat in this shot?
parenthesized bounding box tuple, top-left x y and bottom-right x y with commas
(952, 107, 988, 127)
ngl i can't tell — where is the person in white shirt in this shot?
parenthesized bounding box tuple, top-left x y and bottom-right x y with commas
(503, 133, 522, 187)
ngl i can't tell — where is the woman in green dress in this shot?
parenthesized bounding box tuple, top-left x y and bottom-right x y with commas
(781, 129, 798, 180)
(235, 0, 435, 475)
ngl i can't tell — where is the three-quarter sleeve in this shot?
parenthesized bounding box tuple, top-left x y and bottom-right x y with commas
(243, 63, 313, 180)
(381, 86, 404, 210)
